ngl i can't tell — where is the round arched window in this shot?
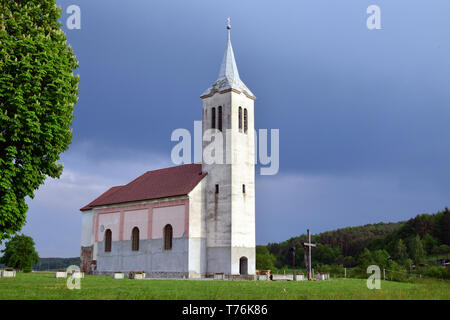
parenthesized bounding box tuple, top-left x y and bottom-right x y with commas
(131, 227, 139, 251)
(163, 224, 173, 250)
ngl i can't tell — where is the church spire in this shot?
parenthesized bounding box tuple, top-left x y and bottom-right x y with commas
(201, 18, 255, 100)
(217, 18, 240, 82)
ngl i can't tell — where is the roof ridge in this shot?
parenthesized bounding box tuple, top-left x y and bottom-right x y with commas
(143, 163, 200, 175)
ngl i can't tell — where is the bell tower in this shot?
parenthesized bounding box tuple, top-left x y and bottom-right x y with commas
(200, 19, 256, 276)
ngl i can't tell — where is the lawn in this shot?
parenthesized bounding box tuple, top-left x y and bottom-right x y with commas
(0, 273, 449, 300)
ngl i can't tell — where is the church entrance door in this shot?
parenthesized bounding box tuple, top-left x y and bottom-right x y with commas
(239, 257, 248, 275)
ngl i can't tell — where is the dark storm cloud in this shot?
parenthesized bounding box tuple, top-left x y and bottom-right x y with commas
(17, 0, 449, 256)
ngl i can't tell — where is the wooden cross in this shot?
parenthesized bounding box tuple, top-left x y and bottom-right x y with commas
(303, 229, 316, 280)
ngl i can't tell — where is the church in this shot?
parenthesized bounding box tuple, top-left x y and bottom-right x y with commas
(79, 21, 256, 279)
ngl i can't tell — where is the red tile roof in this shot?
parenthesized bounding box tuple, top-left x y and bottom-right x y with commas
(80, 164, 206, 211)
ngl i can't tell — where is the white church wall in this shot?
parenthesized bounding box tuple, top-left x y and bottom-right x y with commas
(202, 93, 233, 245)
(93, 241, 98, 261)
(80, 209, 96, 272)
(81, 209, 94, 247)
(202, 92, 234, 274)
(201, 90, 256, 275)
(230, 91, 256, 275)
(188, 178, 206, 239)
(231, 91, 255, 247)
(188, 178, 207, 278)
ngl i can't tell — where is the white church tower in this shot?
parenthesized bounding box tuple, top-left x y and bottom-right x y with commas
(200, 19, 256, 276)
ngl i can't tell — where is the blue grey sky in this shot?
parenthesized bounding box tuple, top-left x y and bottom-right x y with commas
(15, 0, 450, 256)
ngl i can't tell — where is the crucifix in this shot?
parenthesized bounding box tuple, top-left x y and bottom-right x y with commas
(303, 229, 316, 280)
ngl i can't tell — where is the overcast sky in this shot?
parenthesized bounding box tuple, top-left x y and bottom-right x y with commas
(12, 0, 450, 257)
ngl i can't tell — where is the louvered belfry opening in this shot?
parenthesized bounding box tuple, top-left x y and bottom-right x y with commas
(239, 107, 242, 132)
(244, 108, 248, 133)
(218, 106, 222, 131)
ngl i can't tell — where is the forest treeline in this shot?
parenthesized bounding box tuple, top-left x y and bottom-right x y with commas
(257, 208, 450, 275)
(33, 257, 80, 271)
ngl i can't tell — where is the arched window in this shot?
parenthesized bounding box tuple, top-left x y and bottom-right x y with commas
(238, 107, 242, 132)
(163, 224, 173, 250)
(104, 229, 112, 252)
(211, 107, 216, 129)
(244, 108, 248, 133)
(218, 106, 222, 131)
(131, 227, 139, 251)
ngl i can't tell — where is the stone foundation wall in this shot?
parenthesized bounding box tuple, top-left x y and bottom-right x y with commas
(95, 238, 190, 276)
(95, 270, 190, 279)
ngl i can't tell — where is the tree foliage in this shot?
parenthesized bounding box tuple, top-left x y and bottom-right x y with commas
(0, 0, 79, 240)
(255, 246, 276, 270)
(266, 222, 403, 269)
(421, 233, 438, 255)
(0, 234, 39, 272)
(261, 208, 450, 270)
(408, 235, 426, 265)
(392, 239, 408, 265)
(32, 256, 79, 271)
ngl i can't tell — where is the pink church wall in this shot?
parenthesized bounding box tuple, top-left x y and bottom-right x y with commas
(93, 198, 189, 243)
(123, 209, 148, 240)
(96, 211, 121, 242)
(152, 205, 186, 239)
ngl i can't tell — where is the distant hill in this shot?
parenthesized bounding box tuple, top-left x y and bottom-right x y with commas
(33, 257, 80, 271)
(317, 222, 404, 256)
(264, 208, 450, 269)
(266, 221, 404, 268)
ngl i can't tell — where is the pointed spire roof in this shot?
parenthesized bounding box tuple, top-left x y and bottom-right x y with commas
(201, 19, 255, 99)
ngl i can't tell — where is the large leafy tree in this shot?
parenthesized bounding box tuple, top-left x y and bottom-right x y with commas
(0, 234, 39, 272)
(255, 246, 276, 270)
(0, 0, 79, 240)
(408, 235, 426, 265)
(392, 239, 409, 265)
(371, 249, 389, 269)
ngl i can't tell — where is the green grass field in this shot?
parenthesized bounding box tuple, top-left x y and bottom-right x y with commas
(0, 273, 449, 300)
